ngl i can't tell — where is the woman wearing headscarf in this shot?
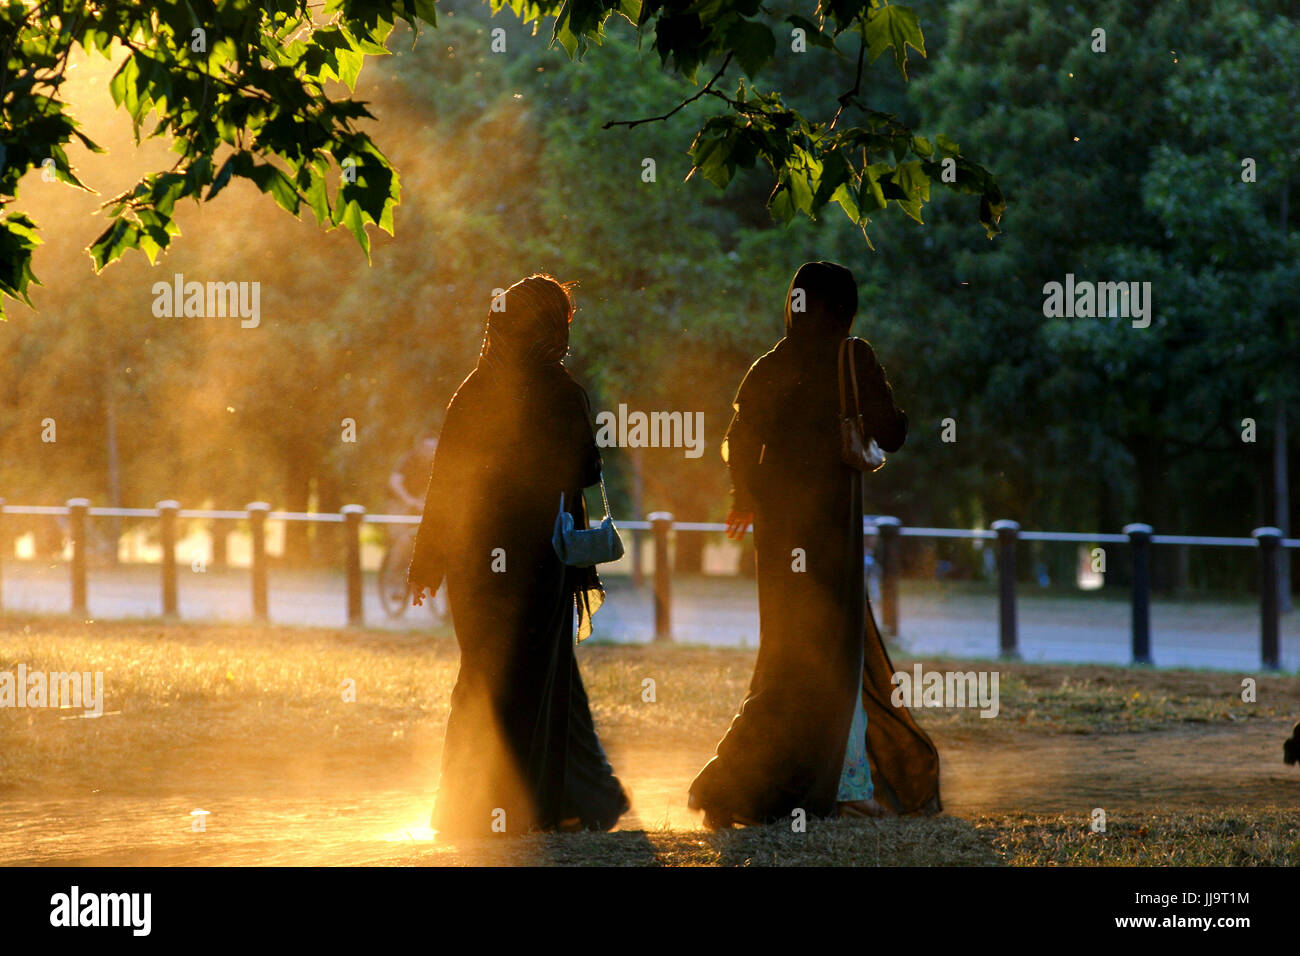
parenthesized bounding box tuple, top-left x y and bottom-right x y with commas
(688, 261, 941, 827)
(407, 274, 629, 838)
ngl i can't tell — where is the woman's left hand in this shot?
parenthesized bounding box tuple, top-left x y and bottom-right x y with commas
(725, 509, 754, 542)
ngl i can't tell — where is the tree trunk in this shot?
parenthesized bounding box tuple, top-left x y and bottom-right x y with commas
(102, 356, 122, 564)
(1277, 171, 1292, 612)
(282, 455, 313, 565)
(312, 473, 342, 565)
(1275, 398, 1292, 612)
(629, 447, 645, 588)
(1098, 471, 1130, 589)
(1133, 438, 1169, 592)
(675, 523, 705, 573)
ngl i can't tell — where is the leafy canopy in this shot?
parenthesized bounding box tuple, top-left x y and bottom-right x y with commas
(0, 0, 1002, 317)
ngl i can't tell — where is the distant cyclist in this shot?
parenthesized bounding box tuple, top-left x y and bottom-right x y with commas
(388, 433, 439, 521)
(378, 432, 443, 619)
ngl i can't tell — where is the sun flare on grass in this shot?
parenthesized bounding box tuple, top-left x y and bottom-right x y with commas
(2, 616, 1297, 866)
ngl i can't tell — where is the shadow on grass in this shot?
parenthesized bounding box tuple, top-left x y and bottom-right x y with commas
(382, 817, 999, 867)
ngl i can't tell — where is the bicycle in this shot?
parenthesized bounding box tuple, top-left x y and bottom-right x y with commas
(378, 523, 447, 621)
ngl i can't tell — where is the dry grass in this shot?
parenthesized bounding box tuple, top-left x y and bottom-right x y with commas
(1, 613, 1296, 866)
(0, 616, 457, 794)
(899, 665, 1294, 738)
(975, 809, 1300, 866)
(4, 614, 1286, 791)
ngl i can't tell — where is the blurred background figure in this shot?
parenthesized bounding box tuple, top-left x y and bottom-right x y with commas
(375, 432, 447, 621)
(388, 433, 439, 521)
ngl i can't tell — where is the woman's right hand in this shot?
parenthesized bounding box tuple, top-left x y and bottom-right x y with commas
(725, 509, 754, 541)
(410, 584, 430, 607)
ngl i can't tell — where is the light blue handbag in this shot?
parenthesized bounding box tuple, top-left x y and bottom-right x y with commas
(552, 474, 625, 566)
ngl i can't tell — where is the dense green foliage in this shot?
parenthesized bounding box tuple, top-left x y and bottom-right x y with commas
(864, 0, 1299, 587)
(1, 0, 1000, 317)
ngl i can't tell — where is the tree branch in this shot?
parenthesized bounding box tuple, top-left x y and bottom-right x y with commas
(829, 32, 866, 131)
(602, 53, 733, 130)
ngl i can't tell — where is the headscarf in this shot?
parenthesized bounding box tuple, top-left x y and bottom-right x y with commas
(479, 275, 574, 371)
(727, 260, 861, 468)
(784, 260, 858, 346)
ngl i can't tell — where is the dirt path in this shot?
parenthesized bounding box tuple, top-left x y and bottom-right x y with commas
(934, 722, 1299, 815)
(4, 719, 1295, 866)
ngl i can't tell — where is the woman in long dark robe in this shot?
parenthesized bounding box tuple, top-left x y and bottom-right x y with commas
(688, 261, 941, 827)
(407, 275, 629, 838)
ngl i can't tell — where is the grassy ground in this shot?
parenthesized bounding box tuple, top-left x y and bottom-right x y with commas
(976, 809, 1300, 866)
(1, 614, 1297, 866)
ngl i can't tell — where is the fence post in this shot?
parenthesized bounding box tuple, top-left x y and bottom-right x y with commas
(1253, 527, 1282, 671)
(648, 512, 673, 642)
(991, 520, 1020, 659)
(875, 516, 901, 636)
(158, 500, 179, 617)
(67, 498, 90, 616)
(341, 505, 365, 627)
(1124, 523, 1154, 665)
(247, 502, 270, 621)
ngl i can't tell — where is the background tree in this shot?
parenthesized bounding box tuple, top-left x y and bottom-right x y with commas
(864, 0, 1298, 592)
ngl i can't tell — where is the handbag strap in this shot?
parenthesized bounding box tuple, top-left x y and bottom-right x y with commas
(598, 472, 612, 518)
(838, 337, 864, 419)
(563, 478, 613, 518)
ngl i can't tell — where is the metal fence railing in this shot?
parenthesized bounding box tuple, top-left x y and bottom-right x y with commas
(0, 499, 1294, 669)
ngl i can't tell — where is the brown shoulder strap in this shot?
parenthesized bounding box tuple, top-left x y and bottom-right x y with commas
(837, 338, 850, 415)
(840, 337, 863, 418)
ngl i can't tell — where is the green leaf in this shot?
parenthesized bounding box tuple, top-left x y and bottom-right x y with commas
(303, 168, 332, 225)
(616, 0, 641, 24)
(831, 179, 860, 223)
(979, 185, 1006, 239)
(862, 4, 926, 78)
(768, 166, 814, 222)
(935, 133, 961, 157)
(687, 116, 743, 188)
(726, 20, 776, 78)
(894, 160, 930, 204)
(107, 54, 138, 110)
(207, 153, 241, 201)
(0, 213, 44, 315)
(812, 148, 852, 214)
(248, 162, 302, 215)
(88, 218, 139, 272)
(858, 163, 887, 212)
(770, 179, 795, 223)
(340, 200, 371, 258)
(552, 0, 611, 59)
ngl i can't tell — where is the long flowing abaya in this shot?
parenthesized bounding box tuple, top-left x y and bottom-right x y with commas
(689, 324, 941, 823)
(407, 358, 629, 838)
